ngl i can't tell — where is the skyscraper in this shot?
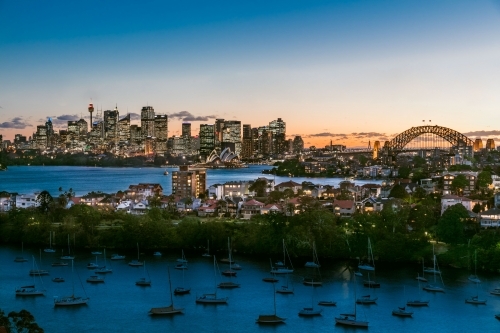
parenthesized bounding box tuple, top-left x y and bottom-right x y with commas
(104, 106, 119, 144)
(181, 123, 192, 154)
(118, 114, 131, 142)
(222, 120, 241, 156)
(154, 115, 168, 140)
(199, 124, 215, 161)
(77, 119, 88, 137)
(215, 118, 225, 149)
(241, 124, 253, 159)
(269, 118, 286, 154)
(141, 106, 155, 139)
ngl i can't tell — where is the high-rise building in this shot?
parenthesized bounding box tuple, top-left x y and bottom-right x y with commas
(172, 165, 207, 198)
(0, 134, 3, 151)
(35, 125, 48, 150)
(88, 103, 94, 130)
(118, 114, 131, 142)
(141, 106, 155, 139)
(269, 118, 286, 154)
(182, 123, 191, 138)
(199, 124, 215, 161)
(68, 121, 79, 136)
(241, 124, 253, 159)
(486, 139, 496, 151)
(154, 115, 168, 140)
(130, 125, 142, 144)
(474, 139, 483, 152)
(258, 129, 271, 156)
(77, 119, 88, 137)
(145, 136, 154, 155)
(252, 128, 259, 156)
(292, 136, 304, 153)
(104, 107, 119, 144)
(215, 118, 225, 145)
(222, 120, 241, 156)
(181, 123, 192, 154)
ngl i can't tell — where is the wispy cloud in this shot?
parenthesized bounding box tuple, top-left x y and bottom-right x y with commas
(463, 130, 500, 137)
(169, 111, 217, 122)
(0, 117, 32, 129)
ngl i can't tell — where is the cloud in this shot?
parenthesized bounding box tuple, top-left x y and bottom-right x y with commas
(168, 111, 217, 122)
(0, 117, 32, 129)
(463, 130, 500, 137)
(128, 113, 140, 121)
(309, 132, 347, 137)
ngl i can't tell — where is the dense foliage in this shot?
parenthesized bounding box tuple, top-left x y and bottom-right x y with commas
(0, 309, 44, 333)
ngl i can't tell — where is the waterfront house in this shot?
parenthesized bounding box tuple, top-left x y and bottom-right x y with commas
(127, 183, 163, 200)
(332, 199, 355, 217)
(15, 193, 39, 209)
(440, 195, 483, 215)
(0, 191, 13, 212)
(275, 180, 302, 194)
(479, 208, 500, 228)
(80, 192, 106, 206)
(241, 199, 265, 220)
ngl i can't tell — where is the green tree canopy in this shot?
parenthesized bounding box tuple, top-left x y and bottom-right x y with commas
(0, 309, 44, 333)
(451, 174, 468, 195)
(477, 171, 492, 189)
(389, 184, 409, 199)
(398, 166, 411, 179)
(436, 203, 469, 244)
(249, 178, 268, 197)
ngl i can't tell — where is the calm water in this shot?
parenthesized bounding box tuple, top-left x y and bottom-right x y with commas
(0, 165, 382, 196)
(0, 246, 499, 332)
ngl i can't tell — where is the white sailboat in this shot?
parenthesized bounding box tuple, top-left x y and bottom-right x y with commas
(128, 243, 143, 267)
(174, 262, 191, 295)
(14, 242, 28, 262)
(335, 275, 368, 327)
(16, 256, 46, 296)
(44, 231, 56, 253)
(29, 250, 49, 276)
(304, 241, 321, 268)
(95, 249, 113, 274)
(149, 266, 184, 315)
(358, 238, 375, 271)
(136, 260, 152, 286)
(392, 287, 413, 317)
(465, 282, 487, 305)
(407, 274, 429, 307)
(202, 239, 211, 257)
(218, 239, 240, 289)
(196, 256, 228, 304)
(468, 249, 481, 283)
(423, 245, 445, 293)
(256, 277, 286, 324)
(61, 234, 75, 260)
(356, 273, 377, 304)
(87, 256, 99, 269)
(175, 249, 188, 270)
(54, 260, 89, 306)
(270, 239, 294, 274)
(416, 258, 428, 282)
(298, 280, 323, 316)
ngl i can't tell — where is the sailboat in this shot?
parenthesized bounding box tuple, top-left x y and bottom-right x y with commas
(298, 280, 323, 316)
(392, 287, 413, 317)
(95, 249, 113, 274)
(61, 234, 75, 260)
(304, 241, 321, 268)
(14, 242, 28, 262)
(465, 282, 487, 304)
(174, 262, 191, 295)
(16, 256, 46, 296)
(136, 260, 152, 286)
(175, 250, 188, 270)
(407, 273, 429, 307)
(29, 250, 49, 276)
(356, 272, 378, 305)
(44, 231, 56, 253)
(276, 273, 294, 294)
(490, 287, 500, 296)
(468, 249, 481, 283)
(149, 266, 184, 315)
(271, 239, 294, 274)
(218, 240, 240, 289)
(416, 258, 428, 282)
(87, 256, 99, 269)
(128, 243, 143, 267)
(195, 256, 228, 304)
(54, 259, 89, 306)
(358, 238, 375, 271)
(202, 239, 211, 257)
(335, 275, 368, 327)
(423, 244, 445, 293)
(86, 275, 105, 283)
(256, 277, 286, 324)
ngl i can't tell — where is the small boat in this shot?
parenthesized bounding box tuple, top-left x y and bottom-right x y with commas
(14, 242, 28, 262)
(318, 301, 336, 306)
(465, 295, 487, 305)
(177, 249, 188, 263)
(110, 254, 125, 260)
(232, 263, 242, 270)
(16, 257, 46, 296)
(303, 277, 323, 286)
(256, 273, 286, 324)
(95, 249, 113, 274)
(128, 243, 143, 267)
(274, 260, 285, 267)
(305, 242, 321, 268)
(299, 307, 322, 316)
(54, 260, 89, 307)
(363, 279, 380, 288)
(136, 261, 151, 286)
(468, 250, 481, 283)
(222, 269, 236, 277)
(271, 239, 294, 274)
(416, 258, 428, 282)
(356, 295, 378, 304)
(336, 274, 368, 327)
(358, 238, 375, 271)
(218, 238, 240, 289)
(490, 288, 500, 296)
(276, 274, 293, 294)
(174, 287, 191, 295)
(153, 252, 162, 256)
(263, 277, 279, 283)
(52, 277, 65, 283)
(87, 262, 99, 269)
(44, 232, 56, 253)
(60, 234, 75, 260)
(175, 263, 188, 270)
(196, 256, 228, 304)
(52, 262, 68, 267)
(202, 240, 211, 257)
(86, 275, 104, 283)
(163, 170, 169, 175)
(423, 245, 445, 293)
(407, 277, 429, 307)
(219, 258, 234, 264)
(218, 281, 240, 289)
(392, 306, 413, 317)
(354, 271, 363, 277)
(91, 251, 102, 255)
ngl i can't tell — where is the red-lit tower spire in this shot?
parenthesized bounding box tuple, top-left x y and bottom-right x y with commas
(88, 102, 94, 130)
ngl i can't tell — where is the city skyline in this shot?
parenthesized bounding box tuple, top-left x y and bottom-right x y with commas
(1, 1, 500, 147)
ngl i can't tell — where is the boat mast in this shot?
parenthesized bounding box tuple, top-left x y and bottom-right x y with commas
(71, 259, 75, 297)
(283, 239, 286, 265)
(168, 266, 174, 306)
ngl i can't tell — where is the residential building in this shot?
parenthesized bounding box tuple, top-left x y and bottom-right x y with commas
(292, 136, 304, 153)
(275, 180, 302, 194)
(172, 166, 206, 198)
(479, 208, 500, 228)
(442, 172, 477, 195)
(332, 199, 355, 217)
(127, 183, 163, 200)
(241, 199, 265, 220)
(15, 194, 39, 209)
(440, 195, 482, 215)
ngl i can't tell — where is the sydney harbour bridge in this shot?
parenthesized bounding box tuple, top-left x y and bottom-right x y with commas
(339, 125, 477, 161)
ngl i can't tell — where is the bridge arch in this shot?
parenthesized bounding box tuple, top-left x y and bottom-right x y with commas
(384, 125, 473, 155)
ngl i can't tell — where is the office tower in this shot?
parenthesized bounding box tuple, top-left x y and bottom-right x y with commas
(269, 118, 286, 136)
(486, 139, 496, 151)
(35, 125, 48, 150)
(104, 107, 119, 144)
(88, 103, 94, 129)
(182, 123, 191, 138)
(258, 129, 271, 156)
(77, 119, 88, 137)
(67, 121, 79, 136)
(181, 123, 192, 154)
(154, 115, 168, 140)
(222, 120, 241, 156)
(118, 114, 131, 142)
(89, 122, 104, 145)
(172, 166, 206, 198)
(0, 134, 2, 151)
(252, 127, 259, 156)
(241, 124, 253, 159)
(292, 136, 304, 153)
(145, 136, 154, 155)
(199, 124, 215, 161)
(269, 118, 286, 154)
(130, 125, 142, 143)
(141, 106, 155, 138)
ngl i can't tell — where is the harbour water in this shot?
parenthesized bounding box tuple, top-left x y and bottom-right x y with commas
(0, 165, 382, 196)
(1, 246, 499, 332)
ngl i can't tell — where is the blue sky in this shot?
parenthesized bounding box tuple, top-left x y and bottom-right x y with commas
(1, 0, 500, 147)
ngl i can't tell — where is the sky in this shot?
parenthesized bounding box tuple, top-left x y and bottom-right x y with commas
(1, 0, 500, 148)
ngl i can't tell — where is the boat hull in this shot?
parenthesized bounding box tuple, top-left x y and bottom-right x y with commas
(218, 282, 240, 289)
(195, 297, 228, 304)
(406, 300, 429, 307)
(318, 301, 336, 306)
(174, 288, 191, 295)
(335, 317, 368, 327)
(298, 308, 322, 316)
(356, 297, 378, 304)
(392, 310, 413, 317)
(465, 298, 486, 305)
(423, 285, 445, 293)
(149, 306, 183, 315)
(54, 297, 89, 306)
(256, 315, 286, 324)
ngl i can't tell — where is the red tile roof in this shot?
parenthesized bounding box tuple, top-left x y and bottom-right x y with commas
(332, 200, 355, 209)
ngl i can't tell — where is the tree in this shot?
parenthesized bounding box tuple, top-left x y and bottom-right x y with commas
(451, 174, 468, 195)
(36, 191, 53, 213)
(389, 184, 408, 199)
(436, 203, 469, 244)
(249, 178, 268, 197)
(398, 166, 411, 179)
(0, 309, 44, 333)
(472, 203, 482, 214)
(477, 171, 492, 189)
